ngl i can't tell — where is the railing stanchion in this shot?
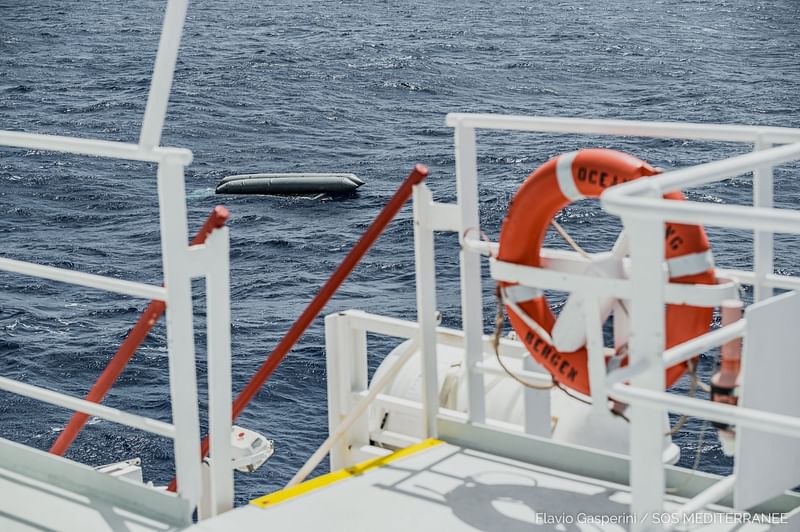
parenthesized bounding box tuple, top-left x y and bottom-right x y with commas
(454, 124, 486, 424)
(753, 135, 774, 302)
(324, 314, 348, 471)
(413, 183, 440, 438)
(625, 211, 667, 531)
(203, 224, 234, 517)
(157, 158, 202, 505)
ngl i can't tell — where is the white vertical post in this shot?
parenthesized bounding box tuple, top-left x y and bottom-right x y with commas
(584, 297, 609, 415)
(625, 212, 666, 531)
(204, 227, 233, 516)
(454, 124, 486, 424)
(324, 314, 348, 471)
(156, 157, 202, 506)
(413, 184, 440, 438)
(753, 135, 773, 302)
(522, 355, 551, 437)
(348, 322, 369, 451)
(327, 314, 368, 468)
(139, 0, 189, 149)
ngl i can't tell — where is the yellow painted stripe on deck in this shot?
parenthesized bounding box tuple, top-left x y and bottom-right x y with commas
(250, 438, 443, 508)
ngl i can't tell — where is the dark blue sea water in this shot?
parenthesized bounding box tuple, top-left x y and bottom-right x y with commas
(2, 0, 800, 506)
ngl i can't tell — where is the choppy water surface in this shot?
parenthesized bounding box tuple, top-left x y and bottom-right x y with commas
(1, 0, 799, 505)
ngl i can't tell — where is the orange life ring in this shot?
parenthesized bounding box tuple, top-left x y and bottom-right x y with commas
(497, 148, 715, 396)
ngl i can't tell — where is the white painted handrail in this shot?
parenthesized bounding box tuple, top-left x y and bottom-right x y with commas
(661, 320, 746, 368)
(610, 383, 800, 439)
(442, 113, 800, 531)
(602, 142, 800, 231)
(490, 257, 739, 308)
(446, 114, 800, 144)
(0, 130, 191, 164)
(0, 376, 175, 439)
(0, 257, 166, 301)
(314, 113, 800, 531)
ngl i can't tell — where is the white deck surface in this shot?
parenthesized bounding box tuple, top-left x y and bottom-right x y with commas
(192, 442, 799, 532)
(0, 465, 180, 532)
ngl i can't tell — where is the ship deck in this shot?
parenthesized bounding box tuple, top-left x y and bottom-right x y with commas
(191, 439, 800, 532)
(0, 437, 190, 532)
(0, 466, 180, 532)
(2, 434, 798, 531)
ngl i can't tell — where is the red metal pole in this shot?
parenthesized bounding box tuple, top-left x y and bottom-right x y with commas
(49, 206, 230, 457)
(167, 164, 428, 492)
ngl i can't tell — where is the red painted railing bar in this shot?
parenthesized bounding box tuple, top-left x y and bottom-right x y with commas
(190, 206, 231, 247)
(49, 206, 230, 457)
(167, 164, 428, 492)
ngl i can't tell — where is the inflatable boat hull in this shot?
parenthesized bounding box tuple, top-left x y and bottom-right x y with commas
(215, 173, 364, 195)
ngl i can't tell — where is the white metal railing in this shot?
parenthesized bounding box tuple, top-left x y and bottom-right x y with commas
(445, 114, 800, 144)
(0, 146, 232, 514)
(1, 0, 233, 519)
(322, 120, 800, 430)
(0, 375, 176, 438)
(444, 114, 800, 415)
(0, 130, 192, 165)
(313, 114, 800, 528)
(0, 255, 168, 300)
(599, 134, 800, 528)
(441, 113, 800, 530)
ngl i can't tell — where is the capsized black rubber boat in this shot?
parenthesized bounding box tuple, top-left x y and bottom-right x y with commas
(215, 173, 364, 195)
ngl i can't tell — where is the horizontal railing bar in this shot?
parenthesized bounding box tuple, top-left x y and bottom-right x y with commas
(610, 383, 800, 439)
(664, 280, 739, 307)
(491, 258, 738, 307)
(661, 320, 747, 368)
(716, 268, 800, 291)
(0, 257, 166, 301)
(362, 392, 530, 437)
(365, 394, 529, 436)
(602, 143, 800, 232)
(610, 318, 745, 385)
(446, 114, 800, 145)
(474, 360, 553, 386)
(609, 197, 800, 233)
(463, 237, 593, 272)
(462, 237, 496, 256)
(0, 376, 176, 439)
(342, 310, 528, 358)
(287, 338, 421, 488)
(606, 360, 651, 387)
(344, 310, 419, 338)
(490, 258, 633, 298)
(474, 239, 738, 306)
(628, 142, 800, 195)
(427, 202, 461, 232)
(0, 130, 192, 165)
